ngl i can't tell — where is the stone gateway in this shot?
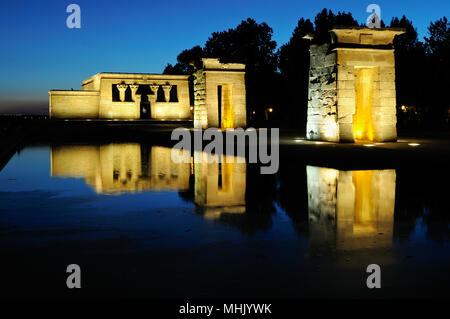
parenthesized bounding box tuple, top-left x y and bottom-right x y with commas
(305, 27, 405, 142)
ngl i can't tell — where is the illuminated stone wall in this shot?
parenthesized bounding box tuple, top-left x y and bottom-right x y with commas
(87, 73, 190, 119)
(307, 166, 396, 251)
(49, 90, 100, 118)
(49, 73, 191, 120)
(306, 27, 405, 142)
(51, 144, 190, 194)
(306, 43, 339, 142)
(193, 58, 246, 129)
(49, 59, 247, 124)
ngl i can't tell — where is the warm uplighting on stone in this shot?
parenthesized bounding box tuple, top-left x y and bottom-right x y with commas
(193, 58, 246, 129)
(49, 58, 247, 128)
(193, 152, 246, 219)
(49, 73, 191, 120)
(307, 166, 396, 251)
(305, 27, 405, 143)
(353, 68, 375, 141)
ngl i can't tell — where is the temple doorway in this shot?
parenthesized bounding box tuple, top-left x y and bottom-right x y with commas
(140, 101, 151, 119)
(353, 68, 375, 141)
(137, 85, 151, 119)
(219, 84, 234, 129)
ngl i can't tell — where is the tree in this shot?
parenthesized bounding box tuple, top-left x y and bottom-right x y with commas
(165, 19, 279, 125)
(278, 18, 314, 128)
(277, 10, 358, 128)
(163, 63, 187, 75)
(390, 16, 426, 128)
(163, 45, 205, 75)
(204, 18, 279, 125)
(425, 17, 450, 56)
(313, 9, 358, 44)
(424, 17, 450, 126)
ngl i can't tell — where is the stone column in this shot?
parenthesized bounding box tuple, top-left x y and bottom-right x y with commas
(116, 84, 128, 102)
(129, 84, 139, 102)
(147, 93, 157, 119)
(162, 84, 172, 102)
(147, 93, 157, 105)
(150, 84, 159, 100)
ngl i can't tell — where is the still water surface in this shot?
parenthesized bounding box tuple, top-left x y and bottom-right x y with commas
(0, 142, 449, 298)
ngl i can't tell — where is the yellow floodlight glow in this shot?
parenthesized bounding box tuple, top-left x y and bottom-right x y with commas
(323, 118, 338, 140)
(353, 68, 375, 142)
(221, 85, 234, 129)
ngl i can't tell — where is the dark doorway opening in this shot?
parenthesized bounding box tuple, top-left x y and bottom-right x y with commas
(218, 162, 222, 189)
(141, 102, 151, 119)
(217, 85, 222, 127)
(137, 85, 152, 119)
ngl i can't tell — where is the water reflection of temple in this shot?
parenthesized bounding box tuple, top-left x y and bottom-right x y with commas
(193, 152, 246, 219)
(50, 145, 247, 220)
(51, 144, 190, 194)
(307, 166, 396, 252)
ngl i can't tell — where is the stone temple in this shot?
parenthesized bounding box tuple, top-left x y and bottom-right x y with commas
(49, 58, 246, 129)
(305, 27, 405, 142)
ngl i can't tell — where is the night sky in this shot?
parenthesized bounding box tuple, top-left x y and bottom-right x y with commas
(1, 0, 448, 113)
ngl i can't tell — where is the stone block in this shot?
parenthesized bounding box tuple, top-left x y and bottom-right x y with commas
(337, 89, 355, 98)
(379, 89, 396, 98)
(338, 104, 355, 118)
(379, 97, 396, 107)
(339, 123, 354, 142)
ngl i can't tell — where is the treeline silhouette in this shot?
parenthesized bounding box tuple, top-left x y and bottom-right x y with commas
(163, 9, 450, 130)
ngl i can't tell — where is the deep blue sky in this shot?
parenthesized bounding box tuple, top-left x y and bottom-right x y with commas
(0, 0, 448, 113)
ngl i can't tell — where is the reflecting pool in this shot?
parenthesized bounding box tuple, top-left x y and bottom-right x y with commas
(0, 142, 449, 298)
